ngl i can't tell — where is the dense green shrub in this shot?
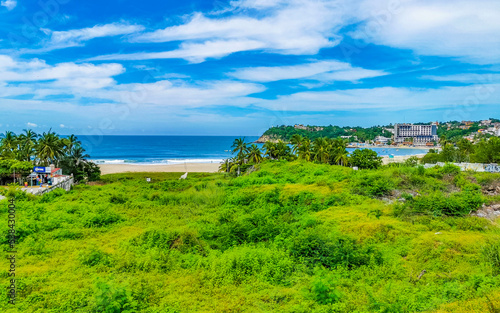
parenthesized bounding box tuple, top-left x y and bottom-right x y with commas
(93, 280, 138, 313)
(109, 193, 128, 204)
(83, 209, 124, 228)
(352, 173, 395, 197)
(288, 231, 382, 269)
(131, 229, 206, 254)
(396, 187, 484, 216)
(80, 248, 114, 267)
(483, 241, 500, 275)
(203, 246, 294, 285)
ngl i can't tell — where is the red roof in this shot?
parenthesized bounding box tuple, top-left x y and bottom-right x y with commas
(51, 168, 61, 173)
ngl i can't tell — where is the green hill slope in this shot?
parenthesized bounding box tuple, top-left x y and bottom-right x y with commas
(1, 162, 500, 312)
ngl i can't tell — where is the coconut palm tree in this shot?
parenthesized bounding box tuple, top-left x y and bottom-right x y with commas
(246, 144, 263, 164)
(219, 158, 239, 173)
(0, 131, 18, 159)
(312, 137, 330, 164)
(298, 138, 312, 161)
(63, 134, 82, 153)
(290, 134, 304, 155)
(334, 151, 350, 167)
(69, 146, 90, 167)
(439, 135, 449, 147)
(263, 141, 277, 159)
(231, 138, 249, 164)
(36, 130, 64, 165)
(17, 129, 38, 162)
(275, 140, 291, 160)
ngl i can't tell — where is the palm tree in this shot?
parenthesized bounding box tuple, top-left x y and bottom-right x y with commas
(219, 158, 239, 173)
(263, 141, 277, 159)
(298, 138, 312, 161)
(69, 146, 90, 167)
(246, 144, 263, 164)
(36, 130, 64, 165)
(439, 135, 449, 147)
(290, 134, 304, 155)
(334, 151, 350, 167)
(0, 131, 18, 159)
(231, 138, 249, 164)
(330, 138, 348, 165)
(63, 134, 81, 153)
(312, 137, 330, 164)
(17, 129, 38, 162)
(275, 140, 291, 160)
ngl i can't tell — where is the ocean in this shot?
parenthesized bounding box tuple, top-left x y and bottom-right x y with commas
(80, 136, 430, 165)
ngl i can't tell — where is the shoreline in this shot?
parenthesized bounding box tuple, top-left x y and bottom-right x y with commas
(99, 153, 428, 174)
(99, 163, 221, 175)
(347, 145, 436, 150)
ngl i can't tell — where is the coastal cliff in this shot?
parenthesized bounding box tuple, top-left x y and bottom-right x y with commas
(254, 135, 282, 143)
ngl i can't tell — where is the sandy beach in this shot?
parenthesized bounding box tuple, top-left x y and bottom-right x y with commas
(99, 163, 221, 175)
(381, 154, 427, 165)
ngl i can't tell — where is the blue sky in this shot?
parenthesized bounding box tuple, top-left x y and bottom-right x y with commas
(0, 0, 499, 135)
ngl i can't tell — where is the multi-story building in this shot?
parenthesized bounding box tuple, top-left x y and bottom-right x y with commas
(394, 123, 438, 145)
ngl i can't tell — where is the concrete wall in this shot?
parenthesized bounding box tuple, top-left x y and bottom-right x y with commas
(424, 162, 500, 173)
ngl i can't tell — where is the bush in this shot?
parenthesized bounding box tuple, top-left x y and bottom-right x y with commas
(483, 241, 500, 275)
(79, 248, 114, 267)
(131, 229, 206, 254)
(310, 277, 342, 305)
(352, 173, 395, 197)
(350, 149, 382, 169)
(398, 188, 484, 216)
(204, 246, 294, 285)
(94, 280, 138, 313)
(109, 193, 128, 204)
(288, 231, 382, 269)
(83, 209, 124, 228)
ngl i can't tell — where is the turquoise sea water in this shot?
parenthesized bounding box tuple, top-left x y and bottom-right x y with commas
(80, 136, 429, 165)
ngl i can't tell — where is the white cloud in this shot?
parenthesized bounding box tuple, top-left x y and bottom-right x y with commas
(90, 39, 265, 63)
(39, 23, 144, 51)
(0, 55, 125, 89)
(60, 124, 65, 128)
(229, 60, 387, 82)
(421, 73, 500, 84)
(350, 0, 500, 64)
(1, 0, 16, 11)
(27, 122, 38, 128)
(95, 0, 347, 62)
(89, 80, 265, 108)
(252, 84, 500, 111)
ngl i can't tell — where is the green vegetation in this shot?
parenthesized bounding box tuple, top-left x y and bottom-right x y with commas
(422, 137, 500, 164)
(2, 160, 500, 312)
(262, 125, 391, 142)
(261, 118, 499, 144)
(0, 130, 100, 183)
(221, 137, 381, 175)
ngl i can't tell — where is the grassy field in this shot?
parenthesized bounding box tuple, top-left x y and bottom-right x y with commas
(1, 161, 500, 312)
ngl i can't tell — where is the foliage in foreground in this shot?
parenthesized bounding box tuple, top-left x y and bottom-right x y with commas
(1, 161, 500, 312)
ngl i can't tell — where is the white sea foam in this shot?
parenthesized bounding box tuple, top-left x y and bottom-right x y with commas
(92, 158, 224, 165)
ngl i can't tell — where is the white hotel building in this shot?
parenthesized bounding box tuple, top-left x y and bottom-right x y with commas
(394, 124, 439, 145)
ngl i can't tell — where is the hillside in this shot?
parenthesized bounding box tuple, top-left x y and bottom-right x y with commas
(258, 119, 500, 143)
(2, 162, 500, 312)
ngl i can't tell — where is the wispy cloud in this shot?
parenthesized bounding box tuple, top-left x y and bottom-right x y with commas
(421, 73, 500, 84)
(89, 39, 265, 63)
(229, 60, 387, 83)
(95, 0, 347, 62)
(350, 0, 500, 64)
(253, 84, 500, 111)
(33, 23, 145, 52)
(1, 0, 16, 11)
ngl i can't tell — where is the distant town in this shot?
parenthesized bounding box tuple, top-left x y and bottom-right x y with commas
(258, 118, 500, 147)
